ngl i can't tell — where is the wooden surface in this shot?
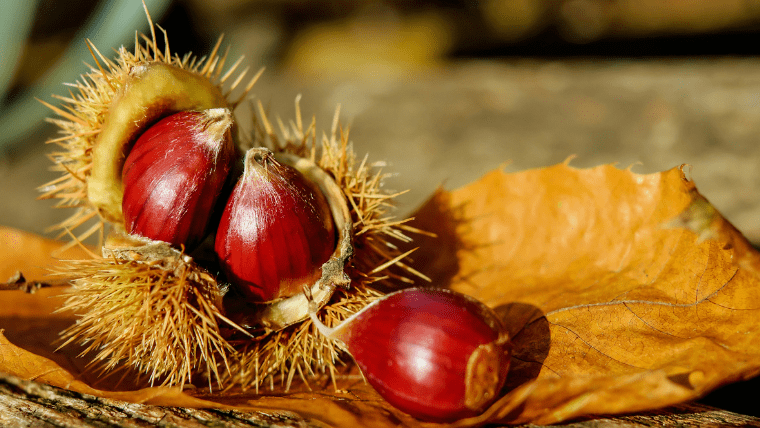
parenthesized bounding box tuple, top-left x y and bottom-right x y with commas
(4, 10, 760, 427)
(1, 372, 758, 427)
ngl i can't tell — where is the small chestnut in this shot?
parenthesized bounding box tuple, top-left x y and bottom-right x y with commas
(121, 109, 235, 250)
(310, 287, 511, 422)
(215, 147, 336, 302)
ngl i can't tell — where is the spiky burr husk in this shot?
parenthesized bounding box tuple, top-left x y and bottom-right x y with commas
(224, 285, 384, 392)
(43, 10, 429, 391)
(54, 251, 235, 389)
(38, 16, 259, 249)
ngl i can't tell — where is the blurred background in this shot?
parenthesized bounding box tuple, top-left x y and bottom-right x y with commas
(2, 0, 760, 415)
(3, 0, 760, 237)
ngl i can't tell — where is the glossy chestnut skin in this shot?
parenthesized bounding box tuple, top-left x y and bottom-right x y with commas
(215, 148, 336, 302)
(320, 287, 510, 422)
(121, 109, 235, 250)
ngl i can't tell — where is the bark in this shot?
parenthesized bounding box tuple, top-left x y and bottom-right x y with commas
(0, 372, 758, 428)
(0, 373, 307, 428)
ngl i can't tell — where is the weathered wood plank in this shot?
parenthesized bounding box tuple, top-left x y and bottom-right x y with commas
(1, 371, 759, 427)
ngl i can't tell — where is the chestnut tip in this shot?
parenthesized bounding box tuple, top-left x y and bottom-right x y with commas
(198, 108, 233, 138)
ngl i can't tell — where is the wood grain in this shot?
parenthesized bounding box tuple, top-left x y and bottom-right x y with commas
(1, 371, 758, 427)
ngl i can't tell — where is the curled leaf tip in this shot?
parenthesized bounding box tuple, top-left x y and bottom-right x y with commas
(561, 154, 577, 165)
(678, 163, 694, 182)
(624, 161, 643, 172)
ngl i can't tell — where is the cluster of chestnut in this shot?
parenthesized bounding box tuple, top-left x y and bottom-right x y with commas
(119, 106, 512, 421)
(117, 107, 511, 422)
(121, 108, 335, 302)
(35, 8, 513, 420)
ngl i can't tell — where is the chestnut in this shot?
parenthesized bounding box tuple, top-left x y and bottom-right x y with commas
(310, 287, 511, 422)
(215, 147, 336, 302)
(121, 108, 235, 250)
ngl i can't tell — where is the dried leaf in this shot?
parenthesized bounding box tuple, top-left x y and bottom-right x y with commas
(0, 226, 430, 427)
(0, 226, 92, 282)
(407, 162, 760, 425)
(2, 161, 760, 426)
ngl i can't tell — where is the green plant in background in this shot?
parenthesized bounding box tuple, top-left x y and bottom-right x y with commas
(0, 0, 170, 157)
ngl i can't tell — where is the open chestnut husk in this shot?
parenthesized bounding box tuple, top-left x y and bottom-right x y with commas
(215, 146, 355, 332)
(40, 26, 262, 387)
(41, 9, 428, 392)
(310, 287, 511, 422)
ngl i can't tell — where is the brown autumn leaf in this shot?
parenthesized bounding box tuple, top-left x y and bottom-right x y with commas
(408, 161, 760, 425)
(2, 161, 760, 427)
(0, 226, 94, 283)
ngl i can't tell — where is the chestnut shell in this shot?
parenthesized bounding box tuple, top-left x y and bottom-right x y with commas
(121, 109, 235, 249)
(215, 148, 336, 302)
(327, 287, 511, 422)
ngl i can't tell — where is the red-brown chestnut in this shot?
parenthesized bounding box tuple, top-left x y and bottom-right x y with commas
(309, 287, 511, 422)
(121, 108, 236, 250)
(215, 147, 337, 302)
